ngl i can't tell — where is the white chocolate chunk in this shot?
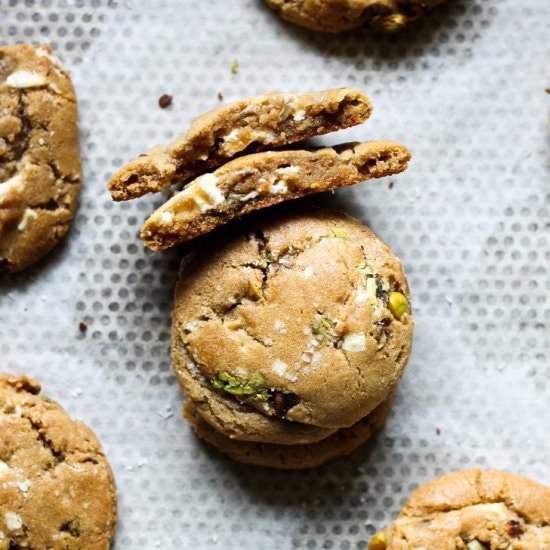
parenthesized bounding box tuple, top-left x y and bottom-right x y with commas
(4, 511, 23, 531)
(192, 174, 225, 212)
(17, 208, 38, 231)
(269, 181, 288, 194)
(0, 462, 11, 476)
(160, 211, 174, 224)
(6, 70, 48, 88)
(0, 174, 23, 201)
(342, 333, 367, 352)
(272, 359, 288, 376)
(275, 166, 300, 176)
(293, 110, 306, 122)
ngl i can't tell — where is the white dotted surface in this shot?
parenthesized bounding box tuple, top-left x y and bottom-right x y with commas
(1, 0, 550, 548)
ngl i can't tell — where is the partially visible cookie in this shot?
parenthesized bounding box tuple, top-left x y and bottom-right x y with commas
(369, 469, 550, 550)
(0, 44, 81, 273)
(141, 141, 410, 250)
(266, 0, 447, 33)
(184, 395, 392, 469)
(172, 206, 413, 453)
(0, 375, 117, 549)
(108, 88, 372, 201)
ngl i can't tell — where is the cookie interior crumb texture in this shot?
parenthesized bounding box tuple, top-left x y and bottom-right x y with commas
(107, 88, 372, 201)
(172, 206, 414, 467)
(0, 43, 81, 273)
(373, 469, 550, 549)
(141, 141, 411, 250)
(265, 0, 448, 33)
(0, 374, 117, 549)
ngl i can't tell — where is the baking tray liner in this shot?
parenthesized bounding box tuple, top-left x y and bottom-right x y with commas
(1, 0, 550, 547)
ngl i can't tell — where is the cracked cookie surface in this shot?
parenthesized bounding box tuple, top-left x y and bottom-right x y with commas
(374, 469, 550, 549)
(0, 43, 81, 273)
(172, 206, 413, 451)
(108, 88, 372, 201)
(0, 375, 117, 550)
(142, 141, 410, 251)
(266, 0, 446, 33)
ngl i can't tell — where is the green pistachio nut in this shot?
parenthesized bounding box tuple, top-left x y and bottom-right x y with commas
(371, 13, 408, 33)
(388, 291, 410, 318)
(312, 317, 332, 337)
(210, 371, 269, 401)
(368, 532, 388, 550)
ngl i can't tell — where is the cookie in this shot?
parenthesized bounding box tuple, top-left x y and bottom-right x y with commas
(107, 88, 372, 201)
(141, 141, 411, 251)
(266, 0, 447, 33)
(0, 375, 117, 549)
(0, 44, 81, 273)
(172, 206, 413, 451)
(369, 469, 550, 549)
(184, 394, 393, 469)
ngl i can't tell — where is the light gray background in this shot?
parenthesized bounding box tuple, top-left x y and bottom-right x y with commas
(1, 0, 550, 548)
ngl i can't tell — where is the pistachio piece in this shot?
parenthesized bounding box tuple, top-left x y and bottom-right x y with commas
(368, 531, 388, 550)
(467, 541, 488, 550)
(210, 371, 269, 401)
(388, 291, 410, 318)
(370, 13, 408, 33)
(312, 316, 332, 338)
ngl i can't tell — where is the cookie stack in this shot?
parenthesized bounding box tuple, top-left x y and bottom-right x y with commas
(109, 88, 414, 468)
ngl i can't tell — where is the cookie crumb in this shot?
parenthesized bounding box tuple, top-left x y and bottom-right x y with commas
(436, 427, 441, 435)
(545, 88, 550, 94)
(158, 94, 173, 109)
(78, 321, 87, 334)
(388, 181, 394, 190)
(230, 60, 239, 74)
(217, 92, 224, 101)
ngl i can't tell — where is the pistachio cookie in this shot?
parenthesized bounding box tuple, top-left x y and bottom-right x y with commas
(172, 206, 414, 467)
(0, 375, 117, 549)
(108, 88, 372, 201)
(142, 141, 410, 250)
(266, 0, 447, 33)
(368, 469, 550, 550)
(0, 44, 81, 273)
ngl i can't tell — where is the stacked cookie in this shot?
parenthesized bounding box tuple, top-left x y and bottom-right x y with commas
(109, 88, 414, 468)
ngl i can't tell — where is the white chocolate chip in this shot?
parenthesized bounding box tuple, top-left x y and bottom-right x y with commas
(269, 181, 288, 194)
(302, 266, 314, 278)
(0, 174, 23, 201)
(17, 480, 30, 494)
(6, 70, 48, 88)
(272, 359, 288, 376)
(160, 211, 174, 224)
(4, 511, 23, 531)
(342, 333, 367, 352)
(239, 191, 258, 202)
(17, 208, 38, 231)
(264, 337, 273, 346)
(185, 320, 199, 332)
(224, 129, 240, 143)
(0, 462, 11, 476)
(275, 166, 300, 176)
(293, 110, 306, 122)
(274, 320, 287, 334)
(192, 174, 225, 212)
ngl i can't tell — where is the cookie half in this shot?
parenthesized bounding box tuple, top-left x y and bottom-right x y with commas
(184, 395, 392, 469)
(370, 469, 550, 549)
(172, 206, 413, 448)
(0, 375, 117, 549)
(141, 141, 410, 250)
(108, 88, 372, 201)
(266, 0, 447, 33)
(0, 44, 81, 273)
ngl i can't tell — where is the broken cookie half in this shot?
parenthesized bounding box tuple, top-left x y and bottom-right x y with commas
(0, 43, 81, 273)
(108, 87, 373, 201)
(142, 140, 410, 251)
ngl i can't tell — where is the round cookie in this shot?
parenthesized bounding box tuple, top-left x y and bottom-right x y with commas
(369, 469, 550, 549)
(0, 375, 117, 550)
(172, 205, 414, 448)
(0, 44, 81, 273)
(184, 394, 393, 469)
(265, 0, 447, 34)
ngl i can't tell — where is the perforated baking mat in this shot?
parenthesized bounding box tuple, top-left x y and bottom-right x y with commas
(1, 0, 550, 547)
